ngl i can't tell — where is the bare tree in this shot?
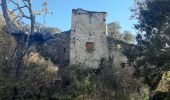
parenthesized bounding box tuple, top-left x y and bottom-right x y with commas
(1, 0, 20, 33)
(0, 0, 51, 99)
(1, 0, 50, 33)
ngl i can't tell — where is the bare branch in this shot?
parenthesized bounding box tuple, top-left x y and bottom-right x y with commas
(8, 0, 30, 19)
(2, 0, 49, 35)
(10, 5, 27, 14)
(24, 0, 35, 34)
(12, 12, 21, 21)
(21, 0, 29, 8)
(1, 0, 20, 33)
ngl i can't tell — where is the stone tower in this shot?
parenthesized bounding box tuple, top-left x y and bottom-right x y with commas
(70, 8, 109, 68)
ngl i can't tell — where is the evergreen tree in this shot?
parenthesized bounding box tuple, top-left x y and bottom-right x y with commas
(131, 0, 170, 89)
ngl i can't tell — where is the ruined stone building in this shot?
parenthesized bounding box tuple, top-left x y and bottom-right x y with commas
(40, 8, 130, 68)
(70, 9, 109, 68)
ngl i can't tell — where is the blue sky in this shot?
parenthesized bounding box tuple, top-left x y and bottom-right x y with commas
(32, 0, 137, 34)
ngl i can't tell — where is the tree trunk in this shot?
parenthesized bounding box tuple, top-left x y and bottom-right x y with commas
(10, 32, 30, 99)
(1, 0, 20, 33)
(1, 0, 35, 99)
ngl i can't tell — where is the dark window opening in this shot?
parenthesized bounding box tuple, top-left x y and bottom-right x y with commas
(85, 42, 94, 52)
(89, 19, 91, 24)
(63, 48, 66, 53)
(121, 63, 126, 68)
(66, 59, 70, 63)
(63, 80, 70, 86)
(89, 13, 92, 24)
(103, 18, 106, 22)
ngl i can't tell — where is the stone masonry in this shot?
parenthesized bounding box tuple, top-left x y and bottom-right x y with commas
(43, 8, 131, 68)
(70, 8, 109, 68)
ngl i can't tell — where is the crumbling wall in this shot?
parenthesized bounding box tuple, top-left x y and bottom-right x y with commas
(38, 31, 70, 67)
(37, 9, 132, 68)
(107, 37, 131, 68)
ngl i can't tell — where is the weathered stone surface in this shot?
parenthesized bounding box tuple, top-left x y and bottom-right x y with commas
(107, 37, 132, 68)
(70, 9, 109, 68)
(35, 9, 132, 69)
(38, 31, 70, 67)
(155, 71, 170, 92)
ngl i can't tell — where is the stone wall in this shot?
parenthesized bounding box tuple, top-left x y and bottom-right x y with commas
(38, 31, 70, 67)
(37, 9, 132, 69)
(107, 37, 130, 68)
(70, 9, 109, 68)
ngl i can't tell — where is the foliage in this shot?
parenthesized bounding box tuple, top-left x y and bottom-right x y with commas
(58, 66, 99, 99)
(123, 31, 135, 44)
(57, 57, 149, 100)
(17, 62, 58, 99)
(107, 21, 135, 44)
(131, 0, 170, 99)
(0, 13, 6, 29)
(0, 52, 59, 99)
(0, 59, 16, 100)
(132, 0, 170, 70)
(107, 21, 123, 40)
(0, 14, 16, 99)
(57, 58, 117, 100)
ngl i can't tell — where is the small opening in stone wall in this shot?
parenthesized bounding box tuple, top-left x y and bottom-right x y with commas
(73, 29, 76, 32)
(120, 63, 126, 68)
(115, 44, 121, 49)
(67, 59, 70, 63)
(103, 18, 106, 22)
(85, 42, 94, 52)
(89, 18, 91, 24)
(63, 48, 66, 53)
(89, 13, 93, 24)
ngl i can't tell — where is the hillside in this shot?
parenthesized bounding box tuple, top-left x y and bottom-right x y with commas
(0, 14, 169, 99)
(0, 0, 170, 99)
